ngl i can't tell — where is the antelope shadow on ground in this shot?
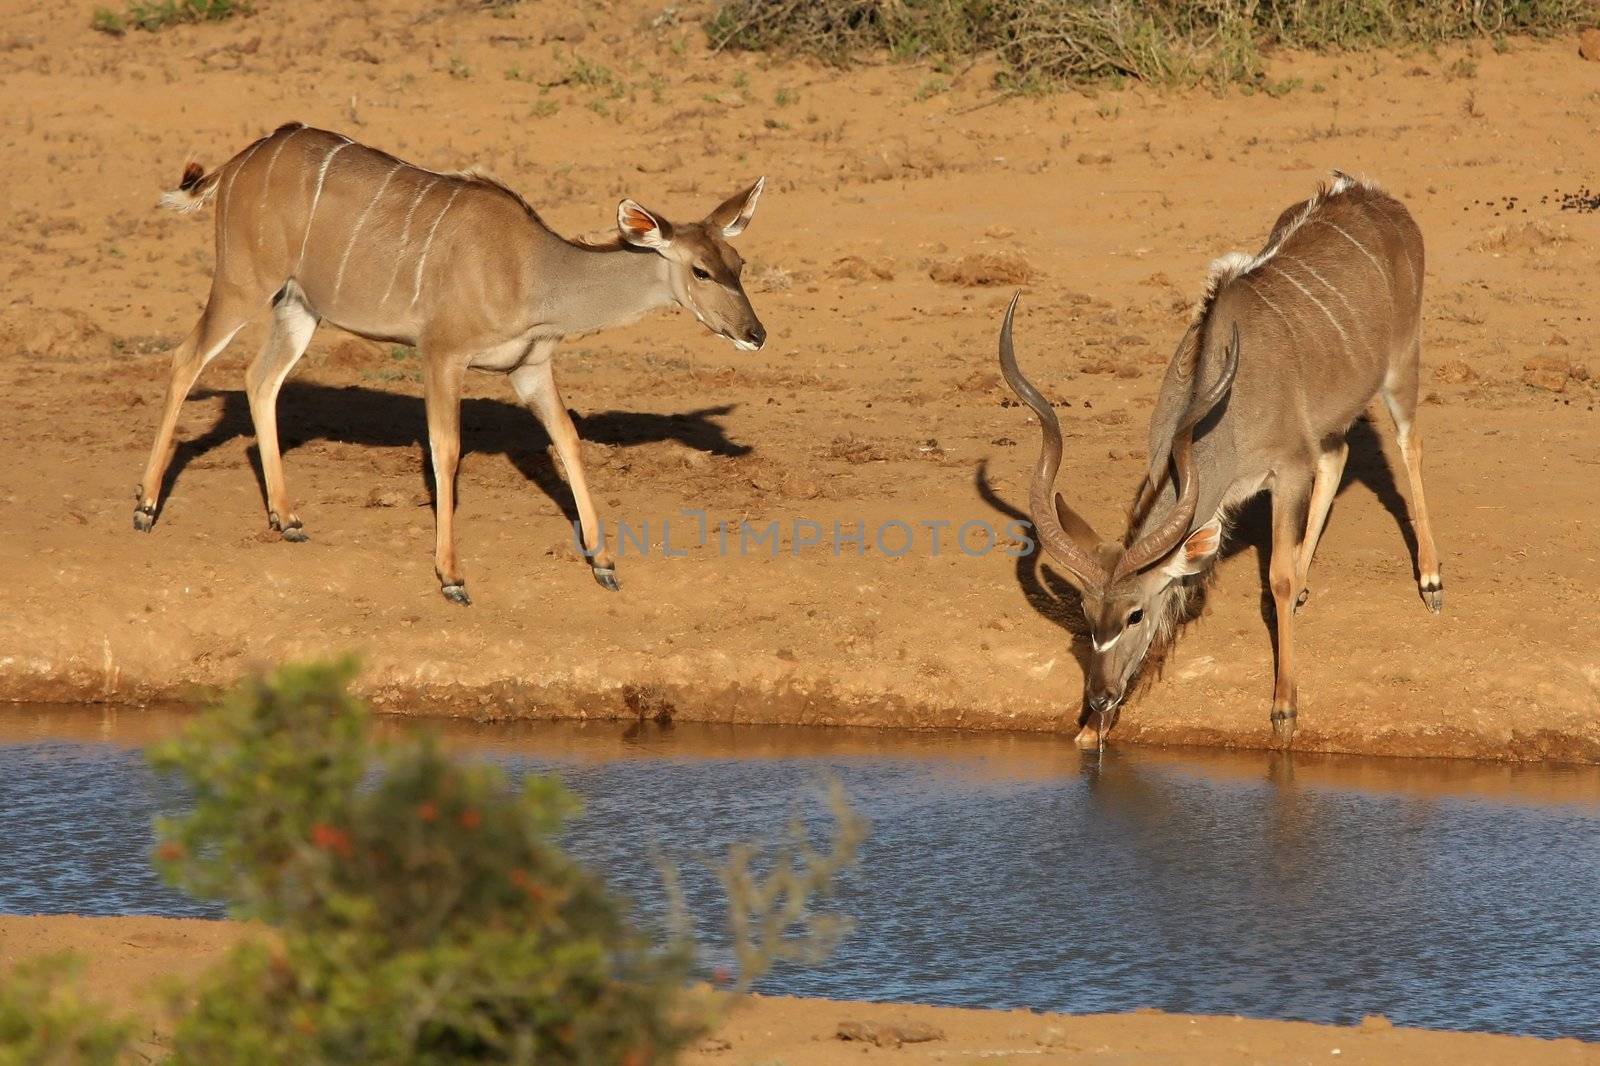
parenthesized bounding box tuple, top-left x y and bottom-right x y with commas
(152, 382, 750, 525)
(973, 412, 1418, 698)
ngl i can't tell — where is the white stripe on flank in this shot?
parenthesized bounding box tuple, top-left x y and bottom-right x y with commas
(1241, 277, 1297, 337)
(256, 127, 303, 250)
(1260, 172, 1366, 264)
(1259, 201, 1317, 263)
(1193, 172, 1379, 325)
(332, 161, 403, 300)
(1278, 254, 1358, 323)
(217, 136, 266, 268)
(380, 177, 439, 307)
(410, 183, 464, 307)
(1395, 238, 1418, 291)
(1311, 218, 1389, 287)
(1375, 209, 1422, 291)
(1265, 263, 1350, 348)
(293, 138, 353, 274)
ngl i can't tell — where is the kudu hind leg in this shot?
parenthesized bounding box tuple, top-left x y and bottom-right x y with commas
(423, 356, 470, 605)
(1381, 345, 1444, 613)
(1268, 477, 1312, 744)
(134, 300, 250, 529)
(510, 359, 618, 590)
(245, 293, 318, 540)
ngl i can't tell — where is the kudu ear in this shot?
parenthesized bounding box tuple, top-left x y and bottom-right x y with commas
(705, 176, 765, 239)
(618, 199, 673, 249)
(1160, 518, 1223, 580)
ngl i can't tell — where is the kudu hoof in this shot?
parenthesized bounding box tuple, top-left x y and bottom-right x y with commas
(1295, 588, 1310, 612)
(132, 506, 155, 533)
(1421, 580, 1444, 615)
(592, 566, 620, 592)
(441, 583, 471, 606)
(268, 512, 307, 542)
(1270, 709, 1297, 745)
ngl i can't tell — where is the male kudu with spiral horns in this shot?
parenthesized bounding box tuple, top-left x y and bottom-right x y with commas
(1000, 173, 1444, 745)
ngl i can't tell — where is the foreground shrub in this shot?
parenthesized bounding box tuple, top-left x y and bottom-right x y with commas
(707, 0, 1597, 88)
(151, 659, 369, 923)
(0, 955, 132, 1066)
(152, 659, 863, 1063)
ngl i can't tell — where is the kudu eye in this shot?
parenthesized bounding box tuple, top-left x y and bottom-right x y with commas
(1127, 609, 1145, 627)
(691, 265, 712, 281)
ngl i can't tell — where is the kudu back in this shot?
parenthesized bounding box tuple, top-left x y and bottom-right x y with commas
(1001, 173, 1443, 745)
(134, 123, 767, 604)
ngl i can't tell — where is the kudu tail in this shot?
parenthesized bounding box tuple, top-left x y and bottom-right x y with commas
(158, 160, 224, 213)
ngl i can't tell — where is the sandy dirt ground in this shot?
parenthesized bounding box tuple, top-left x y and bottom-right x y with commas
(3, 916, 1596, 1064)
(1, 0, 1597, 760)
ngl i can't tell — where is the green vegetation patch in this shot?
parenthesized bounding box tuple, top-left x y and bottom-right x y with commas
(0, 955, 133, 1066)
(706, 0, 1596, 89)
(91, 0, 249, 36)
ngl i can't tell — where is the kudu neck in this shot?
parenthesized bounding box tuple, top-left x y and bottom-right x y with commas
(542, 239, 674, 337)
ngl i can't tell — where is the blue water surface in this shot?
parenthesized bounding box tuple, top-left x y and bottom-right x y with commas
(3, 726, 1597, 1040)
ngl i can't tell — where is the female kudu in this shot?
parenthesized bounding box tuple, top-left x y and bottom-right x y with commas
(1001, 173, 1444, 745)
(135, 122, 767, 604)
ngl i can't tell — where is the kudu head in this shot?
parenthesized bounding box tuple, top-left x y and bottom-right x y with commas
(999, 293, 1238, 723)
(616, 178, 768, 350)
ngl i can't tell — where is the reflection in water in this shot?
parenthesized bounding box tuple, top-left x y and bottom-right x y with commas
(1, 712, 1598, 1041)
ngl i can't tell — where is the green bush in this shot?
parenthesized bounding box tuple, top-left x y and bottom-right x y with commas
(90, 0, 248, 35)
(151, 660, 369, 923)
(706, 0, 1597, 89)
(0, 955, 132, 1066)
(150, 660, 697, 1063)
(150, 659, 864, 1064)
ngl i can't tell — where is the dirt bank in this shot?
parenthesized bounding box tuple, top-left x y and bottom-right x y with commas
(1, 0, 1597, 760)
(3, 916, 1594, 1064)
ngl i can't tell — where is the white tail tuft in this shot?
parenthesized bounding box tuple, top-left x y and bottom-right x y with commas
(158, 160, 218, 213)
(159, 187, 209, 213)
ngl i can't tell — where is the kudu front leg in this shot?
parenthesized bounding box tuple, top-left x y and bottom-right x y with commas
(1294, 441, 1349, 611)
(509, 359, 618, 591)
(423, 357, 470, 605)
(1268, 479, 1312, 744)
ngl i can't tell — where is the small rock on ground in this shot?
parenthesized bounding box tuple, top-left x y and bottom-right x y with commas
(1579, 28, 1600, 62)
(837, 1019, 946, 1047)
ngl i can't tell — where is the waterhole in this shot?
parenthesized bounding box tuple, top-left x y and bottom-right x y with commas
(2, 708, 1597, 1040)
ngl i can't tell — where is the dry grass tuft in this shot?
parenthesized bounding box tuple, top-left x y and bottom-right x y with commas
(1470, 219, 1574, 254)
(706, 0, 1596, 90)
(929, 251, 1034, 286)
(830, 255, 897, 281)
